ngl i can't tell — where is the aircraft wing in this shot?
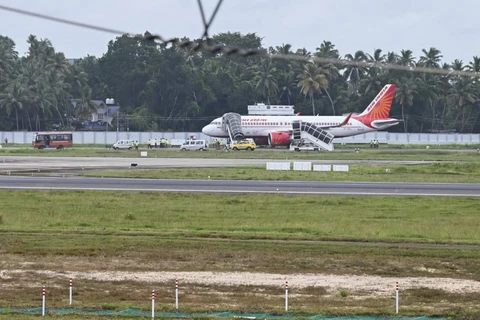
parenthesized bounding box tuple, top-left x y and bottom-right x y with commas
(323, 112, 353, 128)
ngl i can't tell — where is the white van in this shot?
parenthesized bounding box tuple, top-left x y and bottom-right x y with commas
(113, 139, 134, 150)
(179, 139, 208, 151)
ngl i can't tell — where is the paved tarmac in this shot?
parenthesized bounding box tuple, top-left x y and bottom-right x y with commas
(0, 176, 478, 197)
(0, 156, 436, 172)
(0, 156, 476, 197)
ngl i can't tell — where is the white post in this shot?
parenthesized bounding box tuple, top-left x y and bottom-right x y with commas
(395, 281, 399, 314)
(69, 278, 72, 306)
(175, 279, 179, 309)
(151, 290, 155, 319)
(285, 281, 288, 311)
(42, 286, 46, 316)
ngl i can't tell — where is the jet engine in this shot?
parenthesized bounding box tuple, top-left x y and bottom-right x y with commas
(253, 137, 268, 146)
(267, 132, 291, 146)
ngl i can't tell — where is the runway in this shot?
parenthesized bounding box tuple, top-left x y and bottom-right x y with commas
(0, 156, 436, 171)
(0, 176, 478, 197)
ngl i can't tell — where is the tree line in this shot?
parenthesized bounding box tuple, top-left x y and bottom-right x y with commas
(0, 32, 479, 133)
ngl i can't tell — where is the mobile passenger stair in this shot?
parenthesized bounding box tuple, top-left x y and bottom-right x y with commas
(222, 113, 245, 147)
(290, 120, 334, 151)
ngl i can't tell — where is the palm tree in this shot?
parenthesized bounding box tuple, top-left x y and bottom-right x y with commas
(0, 78, 25, 130)
(315, 41, 339, 59)
(277, 71, 297, 105)
(419, 47, 443, 69)
(276, 44, 292, 55)
(343, 50, 367, 90)
(360, 68, 382, 97)
(46, 52, 70, 74)
(72, 86, 96, 120)
(398, 50, 416, 67)
(447, 78, 477, 132)
(297, 63, 330, 115)
(49, 72, 72, 127)
(386, 51, 398, 64)
(451, 59, 464, 71)
(467, 56, 480, 81)
(0, 42, 17, 78)
(367, 49, 386, 64)
(254, 59, 278, 104)
(415, 77, 442, 130)
(395, 81, 418, 133)
(295, 48, 311, 58)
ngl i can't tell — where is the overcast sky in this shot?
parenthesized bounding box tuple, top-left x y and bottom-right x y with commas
(1, 0, 479, 64)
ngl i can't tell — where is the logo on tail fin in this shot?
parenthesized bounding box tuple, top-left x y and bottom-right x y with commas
(354, 84, 396, 128)
(358, 84, 396, 119)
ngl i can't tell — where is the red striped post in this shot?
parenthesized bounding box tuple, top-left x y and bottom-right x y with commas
(175, 279, 179, 309)
(285, 281, 288, 311)
(395, 281, 399, 314)
(42, 286, 46, 316)
(69, 278, 73, 305)
(151, 290, 155, 319)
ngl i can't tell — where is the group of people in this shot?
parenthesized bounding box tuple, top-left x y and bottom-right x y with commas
(211, 138, 228, 150)
(370, 139, 380, 148)
(130, 140, 139, 150)
(147, 138, 171, 149)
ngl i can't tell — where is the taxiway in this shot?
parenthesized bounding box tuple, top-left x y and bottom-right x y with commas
(0, 176, 478, 197)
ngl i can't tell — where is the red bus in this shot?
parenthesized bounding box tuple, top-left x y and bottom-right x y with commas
(32, 132, 73, 149)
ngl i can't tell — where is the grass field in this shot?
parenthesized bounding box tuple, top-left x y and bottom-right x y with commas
(1, 191, 479, 244)
(1, 191, 480, 318)
(85, 162, 480, 183)
(1, 146, 480, 162)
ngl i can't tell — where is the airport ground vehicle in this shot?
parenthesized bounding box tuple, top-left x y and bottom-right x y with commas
(232, 140, 256, 151)
(289, 139, 321, 152)
(113, 140, 135, 150)
(179, 139, 208, 151)
(32, 132, 73, 149)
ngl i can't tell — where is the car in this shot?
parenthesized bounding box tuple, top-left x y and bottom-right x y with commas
(290, 139, 320, 152)
(179, 139, 208, 151)
(112, 139, 135, 150)
(232, 140, 256, 151)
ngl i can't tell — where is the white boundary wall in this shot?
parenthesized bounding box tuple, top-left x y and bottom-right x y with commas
(0, 131, 479, 145)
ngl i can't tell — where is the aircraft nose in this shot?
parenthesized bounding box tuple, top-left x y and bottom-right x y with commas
(202, 125, 209, 135)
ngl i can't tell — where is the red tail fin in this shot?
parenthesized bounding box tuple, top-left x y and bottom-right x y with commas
(358, 84, 396, 120)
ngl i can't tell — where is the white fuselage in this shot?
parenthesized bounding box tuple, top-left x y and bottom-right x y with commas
(201, 115, 376, 139)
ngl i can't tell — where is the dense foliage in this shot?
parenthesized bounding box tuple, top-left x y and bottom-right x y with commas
(0, 32, 479, 133)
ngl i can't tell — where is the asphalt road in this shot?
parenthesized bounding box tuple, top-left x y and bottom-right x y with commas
(0, 176, 478, 197)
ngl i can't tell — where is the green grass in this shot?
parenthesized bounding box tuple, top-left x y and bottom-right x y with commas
(0, 190, 479, 244)
(1, 190, 480, 317)
(84, 162, 480, 183)
(1, 147, 480, 161)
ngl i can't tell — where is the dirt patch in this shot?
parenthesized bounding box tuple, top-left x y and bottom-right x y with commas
(2, 269, 479, 296)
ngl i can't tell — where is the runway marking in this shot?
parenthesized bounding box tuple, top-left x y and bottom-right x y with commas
(0, 186, 478, 197)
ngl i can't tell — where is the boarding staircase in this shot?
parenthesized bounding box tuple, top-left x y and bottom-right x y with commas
(290, 120, 335, 151)
(222, 113, 245, 144)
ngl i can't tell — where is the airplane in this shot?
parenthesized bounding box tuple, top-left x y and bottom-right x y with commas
(201, 84, 400, 147)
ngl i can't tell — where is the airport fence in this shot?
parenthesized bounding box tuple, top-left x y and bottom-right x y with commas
(0, 307, 439, 319)
(0, 131, 479, 146)
(0, 278, 440, 319)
